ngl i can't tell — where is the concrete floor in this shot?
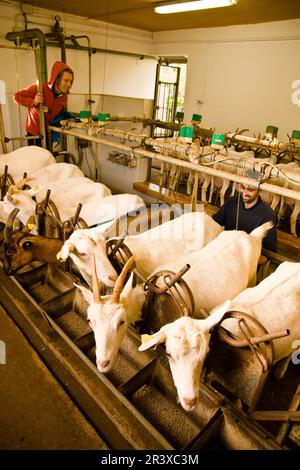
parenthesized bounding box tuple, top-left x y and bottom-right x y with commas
(0, 304, 108, 450)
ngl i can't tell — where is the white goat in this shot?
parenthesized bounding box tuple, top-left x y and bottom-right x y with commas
(29, 162, 84, 184)
(0, 146, 55, 179)
(3, 176, 112, 226)
(139, 261, 300, 411)
(80, 193, 145, 229)
(139, 301, 230, 411)
(75, 256, 146, 373)
(70, 222, 270, 381)
(59, 211, 223, 287)
(59, 226, 118, 288)
(151, 222, 272, 313)
(121, 211, 223, 280)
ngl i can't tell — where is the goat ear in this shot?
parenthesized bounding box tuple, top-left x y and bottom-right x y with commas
(120, 272, 135, 297)
(200, 300, 231, 333)
(23, 216, 36, 233)
(138, 329, 166, 352)
(74, 283, 93, 305)
(59, 241, 74, 260)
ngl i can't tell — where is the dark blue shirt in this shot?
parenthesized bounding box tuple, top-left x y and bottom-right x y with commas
(212, 196, 277, 252)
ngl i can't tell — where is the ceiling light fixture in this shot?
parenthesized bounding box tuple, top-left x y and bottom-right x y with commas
(155, 0, 237, 15)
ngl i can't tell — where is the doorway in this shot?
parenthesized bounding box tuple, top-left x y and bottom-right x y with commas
(152, 57, 187, 138)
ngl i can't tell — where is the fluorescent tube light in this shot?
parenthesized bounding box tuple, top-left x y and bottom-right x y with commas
(155, 0, 237, 14)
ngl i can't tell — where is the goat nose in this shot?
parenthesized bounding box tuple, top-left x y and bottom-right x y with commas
(182, 397, 197, 409)
(97, 359, 110, 370)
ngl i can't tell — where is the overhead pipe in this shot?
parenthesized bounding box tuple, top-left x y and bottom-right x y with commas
(49, 125, 300, 202)
(46, 41, 157, 61)
(6, 29, 47, 84)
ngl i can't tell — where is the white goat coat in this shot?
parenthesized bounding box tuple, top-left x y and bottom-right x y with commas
(0, 146, 55, 179)
(223, 261, 300, 362)
(153, 226, 268, 314)
(4, 176, 112, 224)
(124, 212, 223, 280)
(80, 193, 146, 228)
(29, 162, 84, 184)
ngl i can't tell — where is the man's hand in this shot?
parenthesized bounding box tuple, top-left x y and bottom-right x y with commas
(33, 93, 43, 106)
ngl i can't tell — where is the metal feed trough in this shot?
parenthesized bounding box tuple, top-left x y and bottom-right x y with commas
(0, 224, 298, 448)
(107, 239, 297, 441)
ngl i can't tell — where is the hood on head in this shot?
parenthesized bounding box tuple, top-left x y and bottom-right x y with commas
(49, 61, 71, 88)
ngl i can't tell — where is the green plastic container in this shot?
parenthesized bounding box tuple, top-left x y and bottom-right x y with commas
(98, 113, 110, 123)
(79, 110, 91, 122)
(265, 125, 278, 137)
(176, 111, 184, 121)
(291, 130, 300, 140)
(180, 125, 194, 142)
(192, 114, 202, 123)
(211, 132, 225, 148)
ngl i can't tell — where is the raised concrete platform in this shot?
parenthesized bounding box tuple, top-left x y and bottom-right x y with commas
(0, 304, 108, 450)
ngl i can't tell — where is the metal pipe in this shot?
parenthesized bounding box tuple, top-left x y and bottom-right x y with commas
(61, 116, 212, 134)
(218, 327, 290, 348)
(0, 104, 7, 153)
(6, 30, 47, 84)
(48, 126, 300, 202)
(46, 32, 66, 62)
(226, 132, 287, 150)
(4, 135, 40, 142)
(6, 29, 48, 148)
(70, 36, 93, 113)
(250, 410, 300, 422)
(34, 45, 47, 149)
(46, 41, 157, 61)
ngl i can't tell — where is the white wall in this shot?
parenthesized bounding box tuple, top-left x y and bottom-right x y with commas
(0, 1, 156, 147)
(154, 19, 300, 140)
(1, 0, 300, 146)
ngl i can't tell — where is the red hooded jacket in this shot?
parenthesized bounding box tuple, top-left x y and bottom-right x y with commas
(14, 61, 71, 136)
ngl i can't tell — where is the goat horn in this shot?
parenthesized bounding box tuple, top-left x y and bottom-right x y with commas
(7, 185, 17, 196)
(15, 177, 33, 190)
(236, 128, 249, 136)
(92, 253, 101, 304)
(111, 256, 135, 304)
(4, 208, 20, 242)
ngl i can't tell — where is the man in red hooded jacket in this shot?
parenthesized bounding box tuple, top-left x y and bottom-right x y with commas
(14, 61, 74, 145)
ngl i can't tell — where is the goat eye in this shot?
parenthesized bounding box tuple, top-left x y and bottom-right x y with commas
(118, 320, 125, 328)
(166, 352, 172, 358)
(22, 241, 32, 249)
